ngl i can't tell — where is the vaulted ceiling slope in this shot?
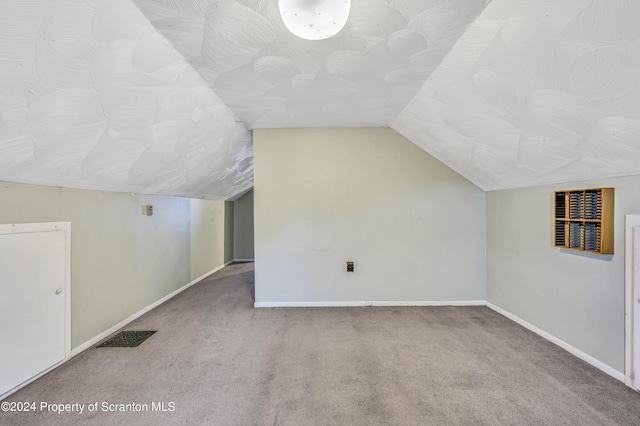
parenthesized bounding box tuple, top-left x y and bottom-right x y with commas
(0, 0, 252, 200)
(394, 0, 640, 190)
(132, 0, 489, 129)
(2, 1, 640, 199)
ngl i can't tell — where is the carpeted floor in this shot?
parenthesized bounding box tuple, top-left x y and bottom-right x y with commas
(2, 262, 640, 425)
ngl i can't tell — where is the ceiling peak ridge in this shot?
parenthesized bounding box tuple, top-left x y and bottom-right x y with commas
(0, 0, 254, 200)
(126, 0, 249, 130)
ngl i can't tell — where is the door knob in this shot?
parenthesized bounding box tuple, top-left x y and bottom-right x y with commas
(55, 288, 62, 295)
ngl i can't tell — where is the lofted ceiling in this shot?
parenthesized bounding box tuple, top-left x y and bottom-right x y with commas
(394, 0, 640, 190)
(1, 0, 640, 198)
(0, 0, 253, 199)
(132, 0, 488, 129)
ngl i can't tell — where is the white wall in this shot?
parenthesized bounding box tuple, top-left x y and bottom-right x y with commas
(487, 175, 640, 373)
(254, 128, 486, 304)
(191, 199, 226, 280)
(0, 181, 225, 350)
(233, 189, 254, 260)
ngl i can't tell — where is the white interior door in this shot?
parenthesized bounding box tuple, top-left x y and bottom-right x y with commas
(0, 224, 70, 397)
(626, 215, 640, 390)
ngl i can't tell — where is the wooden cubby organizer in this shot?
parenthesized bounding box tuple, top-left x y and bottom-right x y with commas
(554, 188, 614, 255)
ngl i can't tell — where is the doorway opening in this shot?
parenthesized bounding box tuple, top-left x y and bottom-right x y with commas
(625, 214, 640, 391)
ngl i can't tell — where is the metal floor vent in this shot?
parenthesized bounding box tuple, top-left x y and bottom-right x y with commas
(97, 331, 156, 348)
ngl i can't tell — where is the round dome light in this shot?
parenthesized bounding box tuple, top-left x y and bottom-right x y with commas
(279, 0, 351, 41)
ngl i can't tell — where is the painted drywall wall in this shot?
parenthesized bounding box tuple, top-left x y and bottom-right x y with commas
(254, 128, 486, 303)
(190, 198, 226, 280)
(233, 189, 254, 260)
(0, 181, 192, 349)
(487, 175, 640, 373)
(224, 201, 235, 263)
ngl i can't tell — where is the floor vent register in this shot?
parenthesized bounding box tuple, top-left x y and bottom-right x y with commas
(97, 331, 157, 348)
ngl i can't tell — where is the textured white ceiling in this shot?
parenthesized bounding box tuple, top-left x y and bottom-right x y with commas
(393, 0, 640, 190)
(2, 0, 640, 198)
(0, 0, 252, 199)
(132, 0, 489, 129)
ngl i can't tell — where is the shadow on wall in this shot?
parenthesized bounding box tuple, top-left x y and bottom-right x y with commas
(559, 250, 613, 261)
(233, 189, 254, 260)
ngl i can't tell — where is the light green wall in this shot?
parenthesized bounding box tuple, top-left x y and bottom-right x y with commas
(190, 199, 226, 280)
(224, 201, 235, 263)
(233, 189, 254, 260)
(254, 127, 486, 303)
(0, 181, 225, 350)
(487, 175, 640, 373)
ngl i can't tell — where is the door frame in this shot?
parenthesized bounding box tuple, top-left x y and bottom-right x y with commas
(0, 222, 71, 399)
(625, 215, 640, 389)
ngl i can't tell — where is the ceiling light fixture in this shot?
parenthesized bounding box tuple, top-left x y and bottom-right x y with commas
(279, 0, 351, 41)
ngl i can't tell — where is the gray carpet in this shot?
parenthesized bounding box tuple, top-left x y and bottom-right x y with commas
(2, 262, 639, 425)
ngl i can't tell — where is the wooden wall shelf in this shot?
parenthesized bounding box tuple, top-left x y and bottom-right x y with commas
(554, 188, 614, 255)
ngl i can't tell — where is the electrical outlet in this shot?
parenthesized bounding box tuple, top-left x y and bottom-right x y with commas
(347, 261, 354, 272)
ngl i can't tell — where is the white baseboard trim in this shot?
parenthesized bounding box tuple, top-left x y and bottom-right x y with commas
(254, 300, 486, 308)
(371, 300, 486, 307)
(10, 290, 624, 398)
(2, 264, 229, 400)
(255, 301, 365, 308)
(233, 258, 254, 263)
(486, 302, 625, 383)
(70, 263, 228, 357)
